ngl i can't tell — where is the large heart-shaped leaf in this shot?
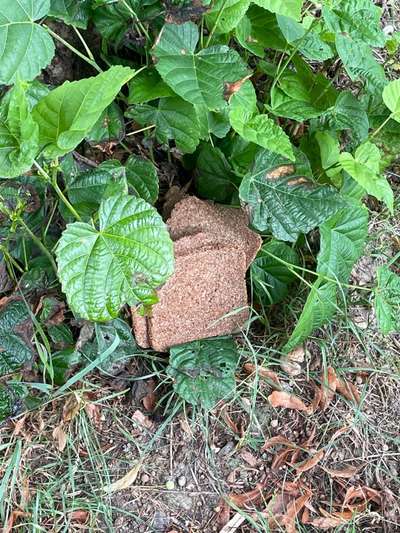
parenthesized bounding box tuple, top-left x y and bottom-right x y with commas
(0, 0, 55, 85)
(0, 82, 39, 178)
(125, 154, 159, 205)
(32, 66, 134, 158)
(56, 193, 174, 322)
(284, 203, 368, 352)
(339, 142, 394, 213)
(229, 80, 294, 160)
(0, 299, 34, 375)
(167, 337, 239, 410)
(239, 149, 345, 241)
(127, 97, 201, 153)
(374, 265, 400, 335)
(153, 22, 249, 110)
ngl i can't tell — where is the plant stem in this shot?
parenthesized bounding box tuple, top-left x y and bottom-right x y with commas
(34, 161, 82, 222)
(120, 0, 150, 41)
(18, 218, 57, 274)
(205, 0, 228, 47)
(370, 114, 393, 140)
(44, 25, 102, 73)
(73, 27, 96, 62)
(126, 124, 156, 136)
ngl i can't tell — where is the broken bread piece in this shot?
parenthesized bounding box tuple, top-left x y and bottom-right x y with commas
(132, 196, 262, 351)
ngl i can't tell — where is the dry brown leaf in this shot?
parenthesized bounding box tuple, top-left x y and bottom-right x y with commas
(243, 363, 281, 387)
(307, 515, 349, 529)
(320, 367, 337, 411)
(272, 448, 295, 471)
(52, 424, 67, 452)
(262, 435, 298, 451)
(132, 409, 154, 430)
(69, 510, 89, 524)
(323, 465, 359, 479)
(224, 74, 252, 100)
(344, 485, 381, 506)
(268, 391, 312, 414)
(311, 381, 323, 412)
(282, 492, 312, 533)
(13, 415, 27, 436)
(229, 482, 265, 508)
(295, 449, 324, 473)
(336, 377, 361, 405)
(84, 402, 101, 427)
(280, 346, 305, 376)
(240, 450, 258, 467)
(63, 393, 83, 422)
(220, 405, 242, 436)
(4, 511, 29, 533)
(103, 460, 143, 494)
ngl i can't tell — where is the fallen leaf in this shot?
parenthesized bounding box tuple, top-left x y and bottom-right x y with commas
(4, 511, 29, 533)
(240, 450, 258, 467)
(268, 391, 312, 414)
(220, 404, 242, 436)
(282, 492, 312, 533)
(336, 377, 361, 405)
(103, 460, 143, 494)
(219, 511, 246, 533)
(262, 435, 298, 451)
(272, 448, 295, 471)
(243, 363, 281, 387)
(142, 379, 157, 412)
(216, 499, 231, 527)
(320, 367, 337, 410)
(323, 465, 359, 479)
(52, 424, 67, 452)
(344, 485, 381, 506)
(63, 393, 83, 422)
(306, 515, 349, 529)
(280, 346, 305, 376)
(225, 75, 252, 99)
(295, 449, 324, 473)
(69, 510, 89, 524)
(132, 410, 154, 430)
(13, 415, 27, 436)
(229, 482, 265, 508)
(84, 402, 101, 427)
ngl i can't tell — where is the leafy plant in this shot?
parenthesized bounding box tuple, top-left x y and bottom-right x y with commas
(0, 0, 398, 417)
(167, 337, 239, 409)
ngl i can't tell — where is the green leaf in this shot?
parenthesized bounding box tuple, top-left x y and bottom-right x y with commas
(251, 240, 299, 305)
(284, 204, 368, 351)
(86, 103, 125, 146)
(382, 79, 400, 122)
(235, 6, 287, 55)
(0, 0, 55, 85)
(277, 15, 334, 61)
(0, 382, 27, 421)
(0, 82, 39, 179)
(125, 154, 159, 204)
(194, 104, 231, 140)
(374, 265, 400, 334)
(252, 0, 303, 20)
(322, 0, 385, 47)
(205, 0, 250, 34)
(229, 81, 294, 160)
(0, 299, 34, 376)
(128, 68, 174, 104)
(56, 193, 174, 322)
(167, 337, 239, 410)
(153, 22, 249, 110)
(334, 34, 386, 92)
(81, 319, 138, 374)
(339, 142, 394, 213)
(49, 0, 92, 28)
(319, 92, 369, 143)
(32, 66, 134, 158)
(50, 348, 81, 385)
(66, 160, 128, 218)
(240, 149, 345, 241)
(315, 131, 341, 179)
(195, 143, 240, 203)
(127, 97, 201, 153)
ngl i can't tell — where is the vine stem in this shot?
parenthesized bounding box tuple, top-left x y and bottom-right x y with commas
(44, 25, 102, 73)
(370, 114, 394, 140)
(120, 0, 150, 41)
(33, 161, 82, 222)
(205, 0, 229, 47)
(18, 218, 57, 274)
